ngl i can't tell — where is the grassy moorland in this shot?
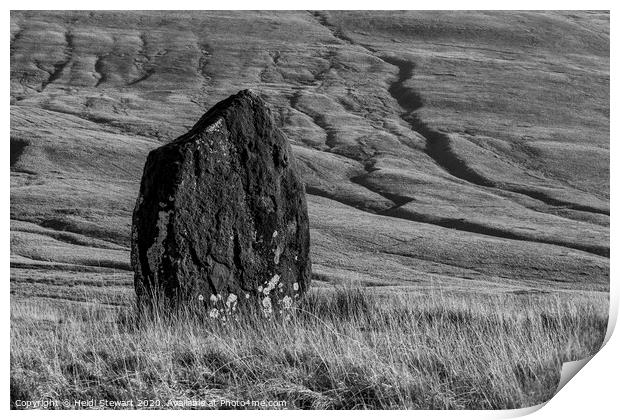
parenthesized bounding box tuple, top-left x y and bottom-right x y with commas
(10, 11, 609, 410)
(11, 286, 608, 409)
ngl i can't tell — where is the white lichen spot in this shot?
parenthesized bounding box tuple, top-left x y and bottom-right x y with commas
(258, 286, 263, 293)
(272, 230, 278, 238)
(217, 294, 223, 301)
(262, 296, 273, 315)
(269, 274, 280, 288)
(263, 274, 280, 295)
(210, 294, 218, 304)
(294, 255, 298, 261)
(226, 293, 238, 308)
(245, 293, 250, 299)
(293, 282, 299, 291)
(282, 295, 293, 309)
(198, 294, 204, 301)
(209, 308, 219, 318)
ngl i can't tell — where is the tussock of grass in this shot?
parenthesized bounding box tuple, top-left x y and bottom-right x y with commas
(11, 287, 608, 409)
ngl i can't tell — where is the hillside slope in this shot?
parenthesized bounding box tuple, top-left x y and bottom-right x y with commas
(10, 11, 609, 303)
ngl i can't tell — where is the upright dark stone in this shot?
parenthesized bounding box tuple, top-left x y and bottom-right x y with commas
(131, 90, 311, 313)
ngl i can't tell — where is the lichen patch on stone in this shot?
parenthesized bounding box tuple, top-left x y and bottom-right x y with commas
(204, 118, 223, 134)
(263, 274, 280, 295)
(274, 245, 282, 264)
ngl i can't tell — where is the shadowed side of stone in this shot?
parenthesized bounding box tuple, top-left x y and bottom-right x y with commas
(131, 90, 311, 313)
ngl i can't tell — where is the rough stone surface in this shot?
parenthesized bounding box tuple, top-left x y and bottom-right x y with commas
(131, 90, 311, 310)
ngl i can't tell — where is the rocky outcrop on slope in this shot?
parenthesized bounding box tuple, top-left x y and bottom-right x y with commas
(131, 90, 311, 312)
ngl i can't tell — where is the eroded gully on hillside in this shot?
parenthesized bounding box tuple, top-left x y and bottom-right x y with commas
(305, 11, 608, 258)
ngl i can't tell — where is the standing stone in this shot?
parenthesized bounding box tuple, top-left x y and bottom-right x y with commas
(131, 90, 311, 313)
